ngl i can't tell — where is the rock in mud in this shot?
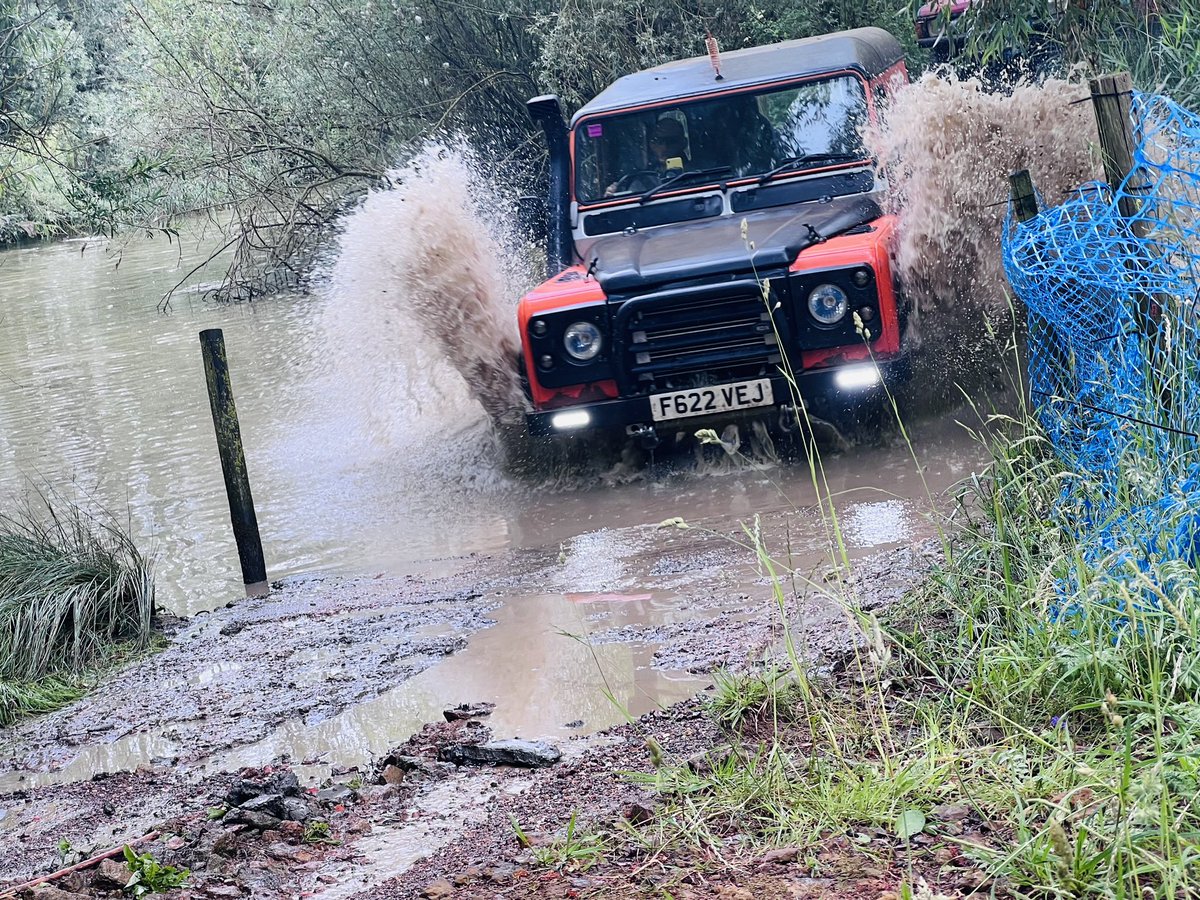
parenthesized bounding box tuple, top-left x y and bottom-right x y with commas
(224, 808, 281, 831)
(382, 764, 406, 785)
(443, 702, 495, 721)
(208, 827, 243, 856)
(19, 887, 91, 900)
(439, 738, 561, 768)
(315, 785, 355, 804)
(92, 857, 131, 890)
(420, 879, 455, 899)
(930, 802, 972, 822)
(379, 752, 453, 780)
(624, 800, 657, 826)
(759, 846, 800, 866)
(237, 793, 287, 819)
(483, 863, 515, 884)
(224, 769, 300, 807)
(280, 796, 313, 822)
(452, 867, 482, 886)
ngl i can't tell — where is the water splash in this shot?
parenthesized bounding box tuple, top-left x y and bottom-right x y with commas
(866, 72, 1098, 340)
(316, 142, 769, 483)
(324, 143, 535, 435)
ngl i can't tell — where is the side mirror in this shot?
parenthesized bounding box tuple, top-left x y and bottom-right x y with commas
(515, 195, 548, 244)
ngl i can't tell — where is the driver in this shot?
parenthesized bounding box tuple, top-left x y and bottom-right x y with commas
(606, 116, 690, 196)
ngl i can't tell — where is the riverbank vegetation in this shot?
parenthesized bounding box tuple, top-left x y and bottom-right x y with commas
(1, 0, 1192, 301)
(0, 494, 156, 725)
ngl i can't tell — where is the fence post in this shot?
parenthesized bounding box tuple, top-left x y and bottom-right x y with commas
(1089, 72, 1139, 220)
(1090, 71, 1160, 334)
(200, 329, 269, 598)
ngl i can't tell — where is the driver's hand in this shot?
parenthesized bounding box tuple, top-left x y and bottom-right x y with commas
(605, 182, 618, 196)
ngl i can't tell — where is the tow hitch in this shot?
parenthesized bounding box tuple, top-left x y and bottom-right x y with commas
(626, 423, 660, 450)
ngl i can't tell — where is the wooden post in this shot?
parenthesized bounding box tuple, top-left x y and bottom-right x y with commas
(1090, 71, 1159, 332)
(1089, 72, 1139, 220)
(1009, 169, 1039, 224)
(200, 329, 268, 598)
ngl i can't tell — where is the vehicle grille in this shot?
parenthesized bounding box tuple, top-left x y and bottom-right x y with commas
(618, 286, 782, 395)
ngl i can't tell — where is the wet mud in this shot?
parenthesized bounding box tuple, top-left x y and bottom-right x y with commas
(0, 487, 944, 896)
(0, 571, 501, 793)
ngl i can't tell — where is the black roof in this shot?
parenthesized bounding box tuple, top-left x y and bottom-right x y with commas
(572, 27, 904, 124)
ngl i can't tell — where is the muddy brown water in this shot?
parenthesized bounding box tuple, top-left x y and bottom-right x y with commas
(0, 231, 989, 808)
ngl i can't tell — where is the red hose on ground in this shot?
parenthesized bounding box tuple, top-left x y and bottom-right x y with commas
(0, 830, 160, 898)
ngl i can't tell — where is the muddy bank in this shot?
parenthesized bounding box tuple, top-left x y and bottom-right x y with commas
(0, 570, 504, 791)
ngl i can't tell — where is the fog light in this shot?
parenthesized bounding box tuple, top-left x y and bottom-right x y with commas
(835, 364, 881, 390)
(551, 410, 591, 430)
(532, 319, 548, 336)
(858, 305, 875, 322)
(539, 354, 554, 369)
(852, 268, 872, 288)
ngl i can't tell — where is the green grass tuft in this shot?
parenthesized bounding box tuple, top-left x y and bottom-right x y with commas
(0, 490, 155, 724)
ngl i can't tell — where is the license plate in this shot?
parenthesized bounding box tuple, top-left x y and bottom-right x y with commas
(649, 378, 774, 422)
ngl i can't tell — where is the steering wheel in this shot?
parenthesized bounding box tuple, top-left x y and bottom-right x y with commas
(610, 168, 661, 196)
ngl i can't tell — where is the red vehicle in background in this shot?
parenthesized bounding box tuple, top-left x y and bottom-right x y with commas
(915, 0, 972, 63)
(519, 28, 911, 448)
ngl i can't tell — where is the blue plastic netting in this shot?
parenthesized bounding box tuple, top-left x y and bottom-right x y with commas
(1003, 92, 1200, 622)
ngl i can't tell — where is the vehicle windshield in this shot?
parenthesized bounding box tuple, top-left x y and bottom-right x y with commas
(574, 74, 869, 205)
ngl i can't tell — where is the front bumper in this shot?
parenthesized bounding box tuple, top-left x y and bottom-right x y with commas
(526, 357, 909, 437)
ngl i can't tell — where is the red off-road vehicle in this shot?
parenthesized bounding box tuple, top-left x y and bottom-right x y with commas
(519, 27, 910, 447)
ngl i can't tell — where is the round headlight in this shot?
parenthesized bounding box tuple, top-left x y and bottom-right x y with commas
(807, 284, 849, 326)
(563, 321, 603, 360)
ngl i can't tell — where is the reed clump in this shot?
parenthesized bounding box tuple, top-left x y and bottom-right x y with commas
(0, 494, 155, 725)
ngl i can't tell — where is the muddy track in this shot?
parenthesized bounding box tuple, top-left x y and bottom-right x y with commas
(0, 501, 941, 894)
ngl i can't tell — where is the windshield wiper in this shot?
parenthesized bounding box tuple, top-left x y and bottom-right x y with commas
(756, 153, 862, 186)
(638, 166, 733, 204)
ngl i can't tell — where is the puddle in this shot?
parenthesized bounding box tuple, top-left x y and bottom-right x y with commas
(0, 586, 707, 797)
(208, 591, 707, 778)
(842, 499, 916, 548)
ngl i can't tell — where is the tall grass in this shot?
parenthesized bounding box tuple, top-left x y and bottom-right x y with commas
(0, 492, 155, 725)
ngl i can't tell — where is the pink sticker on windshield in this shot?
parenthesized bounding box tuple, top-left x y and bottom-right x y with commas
(586, 124, 603, 138)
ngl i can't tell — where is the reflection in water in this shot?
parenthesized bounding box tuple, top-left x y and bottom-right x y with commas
(0, 589, 707, 793)
(211, 590, 706, 773)
(842, 499, 914, 548)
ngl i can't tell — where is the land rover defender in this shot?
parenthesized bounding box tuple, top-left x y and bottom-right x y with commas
(519, 27, 911, 446)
